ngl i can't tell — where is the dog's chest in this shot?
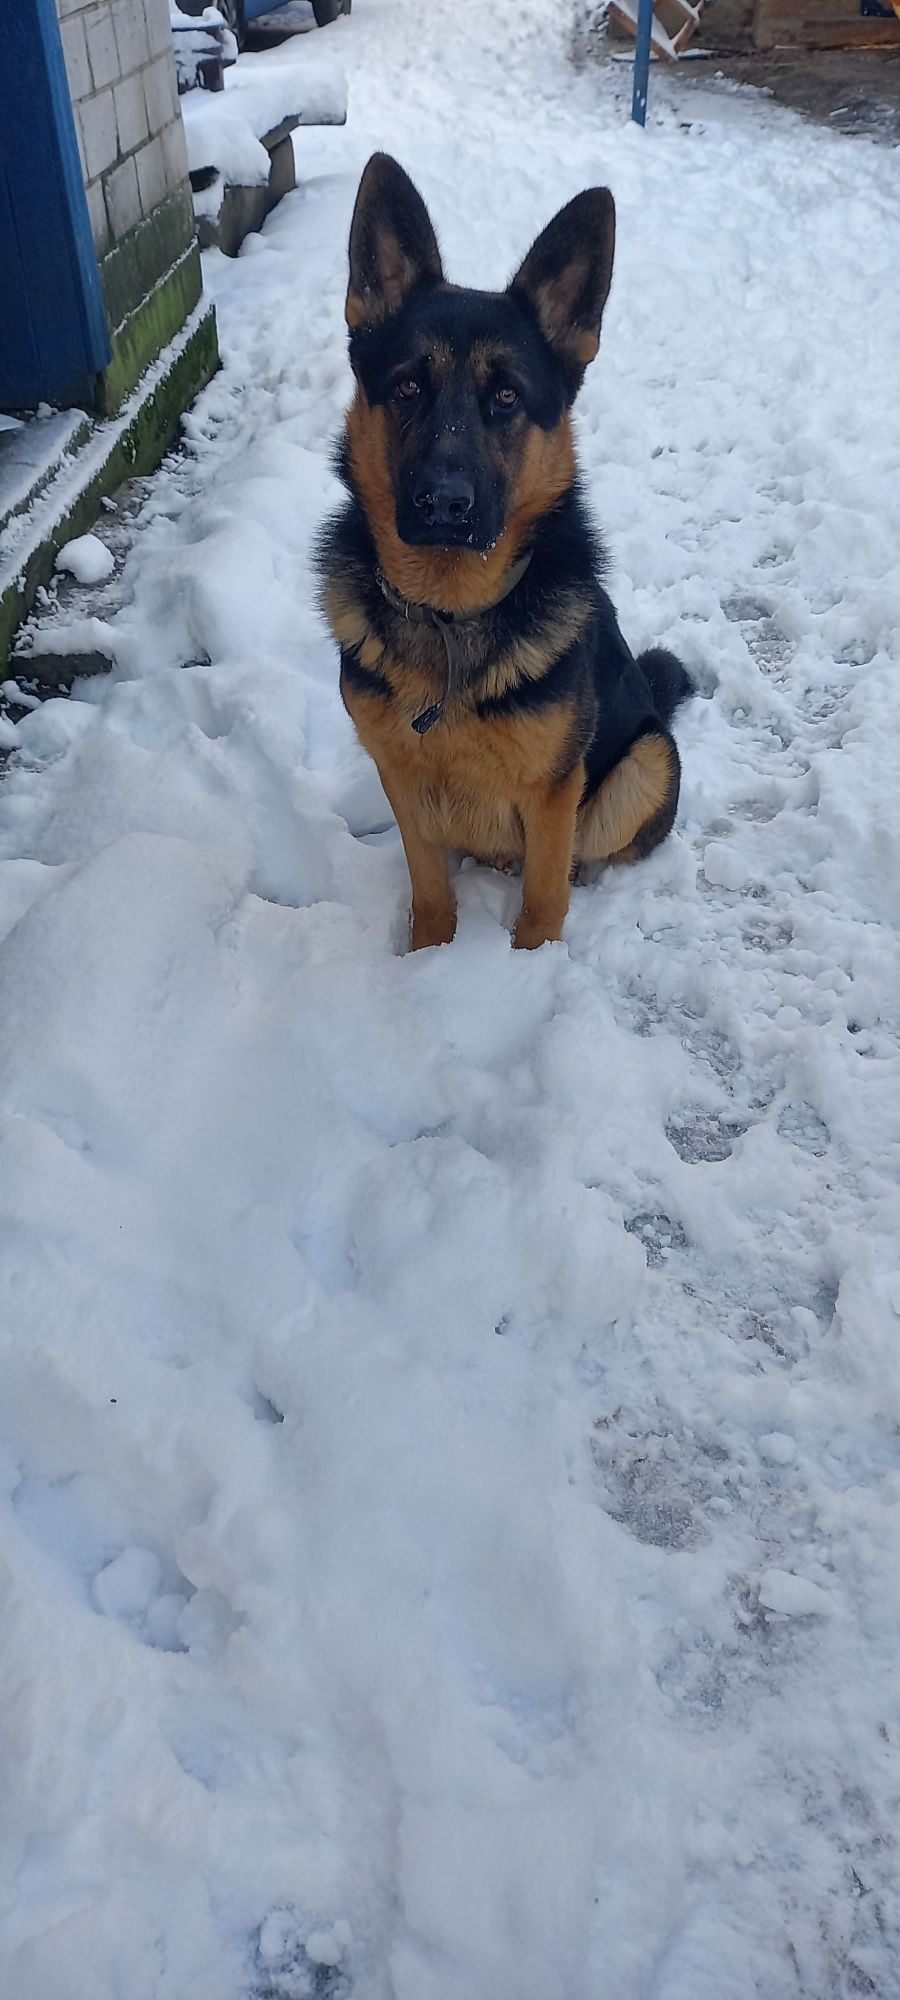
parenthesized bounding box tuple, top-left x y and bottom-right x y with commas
(345, 656, 576, 863)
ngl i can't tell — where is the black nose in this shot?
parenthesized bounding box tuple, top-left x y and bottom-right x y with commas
(413, 471, 475, 526)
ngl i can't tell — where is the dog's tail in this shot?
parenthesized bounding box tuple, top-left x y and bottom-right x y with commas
(637, 647, 694, 726)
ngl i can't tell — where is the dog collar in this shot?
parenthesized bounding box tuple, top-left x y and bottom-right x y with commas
(374, 550, 533, 734)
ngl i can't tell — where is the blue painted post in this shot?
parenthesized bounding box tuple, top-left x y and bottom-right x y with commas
(631, 0, 654, 127)
(0, 0, 111, 409)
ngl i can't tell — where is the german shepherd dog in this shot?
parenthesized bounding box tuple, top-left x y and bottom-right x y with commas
(319, 154, 692, 950)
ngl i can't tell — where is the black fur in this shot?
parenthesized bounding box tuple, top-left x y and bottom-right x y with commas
(320, 466, 692, 805)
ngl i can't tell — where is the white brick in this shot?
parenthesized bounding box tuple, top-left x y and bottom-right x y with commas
(112, 0, 151, 73)
(86, 177, 109, 255)
(57, 0, 89, 18)
(143, 51, 177, 136)
(114, 71, 149, 153)
(135, 133, 167, 216)
(144, 0, 173, 58)
(160, 115, 189, 192)
(60, 13, 92, 101)
(85, 5, 120, 89)
(105, 152, 141, 239)
(79, 87, 118, 180)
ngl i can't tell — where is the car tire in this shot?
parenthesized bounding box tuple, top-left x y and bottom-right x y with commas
(312, 0, 347, 23)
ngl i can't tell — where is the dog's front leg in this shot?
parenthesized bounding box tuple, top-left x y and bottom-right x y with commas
(514, 765, 583, 950)
(378, 767, 456, 950)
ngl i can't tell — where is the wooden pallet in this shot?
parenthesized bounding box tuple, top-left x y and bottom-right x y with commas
(753, 0, 900, 50)
(608, 0, 706, 61)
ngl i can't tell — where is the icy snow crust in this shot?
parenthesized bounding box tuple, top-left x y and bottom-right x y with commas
(2, 2, 900, 1996)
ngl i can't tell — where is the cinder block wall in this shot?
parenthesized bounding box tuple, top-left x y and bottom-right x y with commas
(56, 0, 212, 414)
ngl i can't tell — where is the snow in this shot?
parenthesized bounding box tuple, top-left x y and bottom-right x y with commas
(757, 1430, 797, 1466)
(2, 2, 900, 1996)
(54, 533, 115, 585)
(759, 1569, 833, 1619)
(181, 46, 347, 184)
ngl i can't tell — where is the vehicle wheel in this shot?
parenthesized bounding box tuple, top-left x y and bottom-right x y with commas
(312, 0, 346, 23)
(219, 0, 246, 48)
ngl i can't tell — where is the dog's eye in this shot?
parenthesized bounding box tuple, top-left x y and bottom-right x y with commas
(493, 386, 519, 411)
(395, 379, 420, 401)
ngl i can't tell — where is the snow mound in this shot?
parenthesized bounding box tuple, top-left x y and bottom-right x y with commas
(54, 533, 115, 584)
(182, 47, 347, 183)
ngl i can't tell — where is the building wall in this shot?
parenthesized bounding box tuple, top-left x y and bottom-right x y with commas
(55, 0, 207, 414)
(57, 0, 188, 259)
(696, 0, 756, 48)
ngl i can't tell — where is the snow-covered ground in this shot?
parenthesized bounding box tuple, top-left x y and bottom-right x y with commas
(3, 4, 900, 1995)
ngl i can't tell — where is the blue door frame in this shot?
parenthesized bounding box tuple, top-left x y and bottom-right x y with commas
(0, 0, 111, 411)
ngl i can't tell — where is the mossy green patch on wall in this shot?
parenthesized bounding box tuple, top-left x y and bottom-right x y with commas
(95, 240, 203, 416)
(100, 186, 196, 339)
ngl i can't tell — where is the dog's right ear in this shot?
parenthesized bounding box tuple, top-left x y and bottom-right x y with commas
(346, 154, 444, 332)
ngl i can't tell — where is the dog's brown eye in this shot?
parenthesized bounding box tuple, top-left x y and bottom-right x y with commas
(495, 386, 519, 409)
(396, 379, 420, 401)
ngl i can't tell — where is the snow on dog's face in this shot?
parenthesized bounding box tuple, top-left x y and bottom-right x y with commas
(344, 154, 615, 560)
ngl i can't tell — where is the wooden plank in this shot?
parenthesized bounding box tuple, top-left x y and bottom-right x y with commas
(757, 0, 892, 19)
(608, 0, 680, 57)
(754, 0, 900, 46)
(609, 0, 704, 56)
(755, 19, 900, 48)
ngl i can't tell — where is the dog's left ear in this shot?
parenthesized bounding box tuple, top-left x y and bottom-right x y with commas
(509, 189, 615, 387)
(347, 153, 444, 331)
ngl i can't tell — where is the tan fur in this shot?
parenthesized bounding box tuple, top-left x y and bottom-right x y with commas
(577, 732, 679, 864)
(515, 763, 585, 950)
(344, 668, 679, 947)
(344, 674, 587, 946)
(346, 392, 576, 615)
(476, 593, 591, 705)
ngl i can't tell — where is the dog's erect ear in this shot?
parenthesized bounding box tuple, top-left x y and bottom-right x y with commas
(346, 154, 444, 331)
(509, 189, 615, 384)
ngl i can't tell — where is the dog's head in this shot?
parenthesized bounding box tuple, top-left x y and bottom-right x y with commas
(343, 154, 615, 560)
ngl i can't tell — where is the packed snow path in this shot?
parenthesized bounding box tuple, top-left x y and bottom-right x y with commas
(3, 4, 900, 1996)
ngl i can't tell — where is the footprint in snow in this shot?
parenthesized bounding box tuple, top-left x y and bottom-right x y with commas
(777, 1102, 830, 1156)
(624, 1210, 689, 1268)
(666, 1109, 749, 1163)
(251, 1910, 352, 2000)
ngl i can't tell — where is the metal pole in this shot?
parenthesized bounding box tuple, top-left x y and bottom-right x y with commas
(631, 0, 654, 127)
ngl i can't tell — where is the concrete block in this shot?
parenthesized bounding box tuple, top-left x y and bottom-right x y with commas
(112, 0, 151, 72)
(143, 51, 178, 135)
(144, 0, 174, 58)
(0, 307, 219, 668)
(100, 182, 195, 330)
(105, 153, 142, 240)
(56, 0, 89, 17)
(160, 115, 189, 193)
(86, 177, 110, 257)
(79, 88, 118, 181)
(114, 71, 149, 154)
(60, 13, 92, 102)
(85, 5, 120, 90)
(135, 133, 167, 217)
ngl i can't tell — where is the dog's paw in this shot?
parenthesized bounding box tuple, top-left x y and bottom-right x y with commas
(410, 907, 457, 951)
(513, 913, 560, 951)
